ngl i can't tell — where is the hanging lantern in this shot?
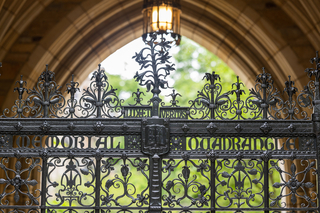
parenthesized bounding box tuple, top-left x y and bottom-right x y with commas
(142, 0, 181, 45)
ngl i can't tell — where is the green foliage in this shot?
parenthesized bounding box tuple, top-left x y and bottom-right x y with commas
(107, 36, 250, 108)
(171, 37, 250, 106)
(108, 74, 153, 104)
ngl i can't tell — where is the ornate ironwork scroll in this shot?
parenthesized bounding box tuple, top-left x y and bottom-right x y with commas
(269, 159, 317, 208)
(215, 158, 264, 208)
(0, 44, 319, 213)
(46, 157, 95, 207)
(188, 71, 231, 119)
(162, 154, 211, 208)
(78, 64, 124, 118)
(0, 157, 41, 206)
(133, 33, 175, 117)
(100, 154, 149, 208)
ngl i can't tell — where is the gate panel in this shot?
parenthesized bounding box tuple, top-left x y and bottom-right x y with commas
(162, 155, 211, 208)
(0, 37, 319, 213)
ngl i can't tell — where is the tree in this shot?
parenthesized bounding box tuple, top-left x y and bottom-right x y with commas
(106, 36, 250, 108)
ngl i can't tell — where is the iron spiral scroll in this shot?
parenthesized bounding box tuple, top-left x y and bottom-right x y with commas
(0, 37, 319, 212)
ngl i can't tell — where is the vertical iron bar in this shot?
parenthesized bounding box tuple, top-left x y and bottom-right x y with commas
(211, 159, 215, 213)
(262, 68, 268, 120)
(44, 65, 49, 118)
(41, 156, 48, 213)
(315, 117, 320, 213)
(150, 40, 161, 118)
(263, 159, 269, 213)
(315, 124, 320, 213)
(210, 88, 214, 119)
(70, 74, 75, 118)
(149, 154, 162, 213)
(97, 64, 102, 118)
(95, 155, 101, 213)
(310, 51, 320, 212)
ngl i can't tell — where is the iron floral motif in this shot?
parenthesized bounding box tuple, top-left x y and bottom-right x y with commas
(170, 136, 183, 151)
(188, 71, 231, 119)
(0, 158, 41, 205)
(229, 76, 249, 120)
(27, 65, 65, 118)
(215, 159, 264, 208)
(126, 135, 141, 150)
(162, 157, 211, 207)
(133, 33, 175, 116)
(63, 74, 80, 118)
(299, 138, 315, 151)
(1, 65, 65, 118)
(161, 89, 182, 107)
(305, 51, 320, 83)
(281, 76, 300, 119)
(130, 89, 149, 106)
(269, 159, 317, 208)
(248, 68, 281, 119)
(78, 64, 123, 118)
(1, 59, 316, 121)
(46, 157, 95, 207)
(100, 154, 149, 207)
(2, 75, 28, 118)
(297, 51, 320, 115)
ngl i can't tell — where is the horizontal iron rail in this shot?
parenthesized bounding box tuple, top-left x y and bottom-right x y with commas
(0, 118, 313, 136)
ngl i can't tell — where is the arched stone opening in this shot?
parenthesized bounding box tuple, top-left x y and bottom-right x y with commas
(0, 0, 318, 112)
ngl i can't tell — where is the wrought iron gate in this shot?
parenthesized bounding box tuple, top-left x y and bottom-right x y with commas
(0, 35, 319, 213)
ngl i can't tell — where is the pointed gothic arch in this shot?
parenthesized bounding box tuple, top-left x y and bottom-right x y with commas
(0, 0, 318, 111)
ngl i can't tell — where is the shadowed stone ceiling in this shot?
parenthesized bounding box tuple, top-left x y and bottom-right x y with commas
(0, 0, 319, 110)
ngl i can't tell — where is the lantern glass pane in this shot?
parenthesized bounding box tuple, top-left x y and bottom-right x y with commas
(152, 4, 173, 31)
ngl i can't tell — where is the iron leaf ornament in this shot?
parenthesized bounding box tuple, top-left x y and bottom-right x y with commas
(298, 51, 320, 112)
(27, 65, 65, 118)
(188, 71, 231, 119)
(162, 89, 182, 107)
(130, 88, 149, 106)
(281, 75, 300, 119)
(63, 74, 80, 118)
(78, 64, 124, 118)
(248, 67, 283, 119)
(133, 33, 175, 116)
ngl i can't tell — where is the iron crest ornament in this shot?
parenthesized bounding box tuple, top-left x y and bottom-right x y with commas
(141, 118, 170, 155)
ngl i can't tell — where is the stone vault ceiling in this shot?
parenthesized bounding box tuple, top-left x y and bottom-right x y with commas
(0, 0, 319, 110)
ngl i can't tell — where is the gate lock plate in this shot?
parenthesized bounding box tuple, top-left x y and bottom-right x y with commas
(141, 118, 170, 155)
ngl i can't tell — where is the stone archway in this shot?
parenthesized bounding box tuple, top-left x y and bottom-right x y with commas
(0, 0, 319, 110)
